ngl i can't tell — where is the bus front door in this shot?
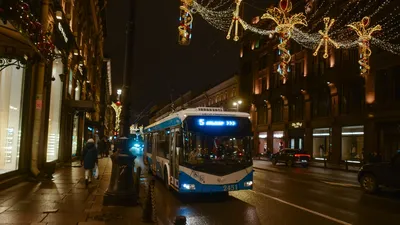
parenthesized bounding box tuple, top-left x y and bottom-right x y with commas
(169, 129, 177, 187)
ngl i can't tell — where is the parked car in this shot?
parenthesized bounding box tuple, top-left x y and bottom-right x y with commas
(358, 153, 400, 193)
(270, 148, 311, 167)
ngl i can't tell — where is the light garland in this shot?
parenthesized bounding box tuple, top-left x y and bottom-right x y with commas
(347, 16, 382, 75)
(260, 0, 307, 80)
(313, 17, 339, 59)
(111, 102, 122, 132)
(178, 0, 194, 45)
(179, 0, 400, 81)
(226, 0, 243, 41)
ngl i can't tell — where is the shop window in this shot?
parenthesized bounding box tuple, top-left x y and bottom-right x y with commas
(312, 128, 332, 159)
(71, 114, 79, 157)
(272, 131, 284, 153)
(68, 70, 73, 95)
(341, 126, 364, 161)
(46, 57, 64, 162)
(0, 62, 25, 174)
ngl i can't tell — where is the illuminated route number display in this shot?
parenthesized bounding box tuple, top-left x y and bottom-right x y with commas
(198, 119, 237, 127)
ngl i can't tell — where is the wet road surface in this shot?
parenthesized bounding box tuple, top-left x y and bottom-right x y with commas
(147, 161, 400, 225)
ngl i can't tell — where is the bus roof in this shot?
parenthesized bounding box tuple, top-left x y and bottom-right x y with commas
(144, 107, 250, 133)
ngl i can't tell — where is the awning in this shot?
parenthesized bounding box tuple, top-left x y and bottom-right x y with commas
(0, 21, 37, 57)
(66, 100, 95, 112)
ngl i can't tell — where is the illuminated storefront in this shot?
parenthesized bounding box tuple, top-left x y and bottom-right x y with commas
(312, 128, 332, 159)
(0, 64, 25, 174)
(46, 56, 64, 162)
(272, 131, 284, 153)
(341, 125, 364, 161)
(258, 132, 267, 154)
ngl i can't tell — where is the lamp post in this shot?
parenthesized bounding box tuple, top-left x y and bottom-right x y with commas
(117, 89, 122, 101)
(233, 100, 242, 112)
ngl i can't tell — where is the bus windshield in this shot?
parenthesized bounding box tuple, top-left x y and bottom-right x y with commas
(183, 132, 253, 176)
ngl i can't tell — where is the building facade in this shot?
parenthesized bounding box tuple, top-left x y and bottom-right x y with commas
(149, 75, 249, 125)
(241, 1, 400, 163)
(0, 0, 107, 182)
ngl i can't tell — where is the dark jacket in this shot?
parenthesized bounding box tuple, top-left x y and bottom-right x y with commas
(82, 142, 98, 169)
(98, 140, 106, 153)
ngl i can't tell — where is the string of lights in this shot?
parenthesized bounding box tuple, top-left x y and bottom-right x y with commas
(181, 0, 400, 60)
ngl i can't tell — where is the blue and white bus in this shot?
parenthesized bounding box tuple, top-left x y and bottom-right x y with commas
(144, 107, 254, 193)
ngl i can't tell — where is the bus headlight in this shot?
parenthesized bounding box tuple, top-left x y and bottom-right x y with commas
(182, 184, 196, 190)
(244, 181, 253, 187)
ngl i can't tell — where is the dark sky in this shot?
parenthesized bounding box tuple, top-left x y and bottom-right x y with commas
(104, 0, 276, 118)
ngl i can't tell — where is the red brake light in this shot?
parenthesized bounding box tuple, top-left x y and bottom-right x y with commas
(295, 154, 310, 157)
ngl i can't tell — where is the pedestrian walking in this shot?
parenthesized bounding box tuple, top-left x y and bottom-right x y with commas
(98, 136, 107, 157)
(82, 138, 98, 187)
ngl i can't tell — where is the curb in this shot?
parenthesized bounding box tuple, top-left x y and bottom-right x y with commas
(253, 159, 359, 173)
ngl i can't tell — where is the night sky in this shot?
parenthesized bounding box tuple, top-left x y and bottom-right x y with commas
(105, 0, 275, 117)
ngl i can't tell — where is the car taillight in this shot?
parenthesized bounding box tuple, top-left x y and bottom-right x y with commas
(295, 154, 310, 158)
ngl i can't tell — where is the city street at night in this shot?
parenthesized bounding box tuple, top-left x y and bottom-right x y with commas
(151, 160, 400, 225)
(2, 0, 400, 224)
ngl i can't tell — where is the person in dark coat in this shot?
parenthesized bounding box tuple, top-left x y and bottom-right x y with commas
(82, 138, 98, 186)
(97, 136, 106, 158)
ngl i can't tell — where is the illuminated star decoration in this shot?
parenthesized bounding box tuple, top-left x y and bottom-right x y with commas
(261, 0, 307, 81)
(111, 102, 122, 132)
(178, 0, 194, 45)
(313, 17, 339, 59)
(347, 16, 382, 75)
(226, 0, 243, 41)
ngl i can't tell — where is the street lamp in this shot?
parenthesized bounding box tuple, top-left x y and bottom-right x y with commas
(117, 89, 122, 101)
(233, 100, 242, 112)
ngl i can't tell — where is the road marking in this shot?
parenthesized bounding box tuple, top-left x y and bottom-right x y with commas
(248, 190, 352, 225)
(322, 181, 359, 188)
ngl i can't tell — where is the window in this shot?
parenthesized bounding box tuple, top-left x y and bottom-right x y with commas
(313, 88, 331, 118)
(46, 57, 64, 162)
(272, 99, 283, 122)
(261, 76, 267, 92)
(313, 128, 332, 158)
(242, 61, 251, 75)
(341, 126, 364, 161)
(259, 54, 267, 70)
(68, 70, 73, 95)
(156, 130, 169, 158)
(257, 106, 267, 125)
(0, 61, 25, 174)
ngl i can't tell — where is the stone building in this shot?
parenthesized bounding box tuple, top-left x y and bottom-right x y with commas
(241, 0, 400, 163)
(0, 0, 107, 184)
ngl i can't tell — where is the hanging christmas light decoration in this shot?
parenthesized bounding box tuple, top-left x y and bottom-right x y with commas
(313, 17, 339, 58)
(178, 0, 194, 45)
(261, 0, 307, 79)
(226, 0, 243, 41)
(347, 16, 382, 75)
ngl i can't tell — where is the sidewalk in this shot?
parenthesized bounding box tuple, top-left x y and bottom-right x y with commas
(0, 158, 149, 225)
(253, 157, 361, 172)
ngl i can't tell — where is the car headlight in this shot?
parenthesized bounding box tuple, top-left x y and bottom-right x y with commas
(182, 184, 196, 190)
(244, 181, 253, 187)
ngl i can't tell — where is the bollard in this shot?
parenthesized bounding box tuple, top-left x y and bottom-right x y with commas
(323, 158, 327, 168)
(174, 216, 187, 225)
(345, 160, 349, 171)
(135, 166, 141, 197)
(103, 137, 138, 206)
(142, 177, 157, 223)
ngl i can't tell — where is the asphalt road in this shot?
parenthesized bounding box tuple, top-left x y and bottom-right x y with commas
(144, 160, 400, 225)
